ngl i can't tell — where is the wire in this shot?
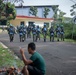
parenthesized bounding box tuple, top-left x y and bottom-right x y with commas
(70, 0, 76, 3)
(69, 0, 76, 4)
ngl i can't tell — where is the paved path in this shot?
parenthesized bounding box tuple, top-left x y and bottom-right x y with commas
(0, 32, 76, 75)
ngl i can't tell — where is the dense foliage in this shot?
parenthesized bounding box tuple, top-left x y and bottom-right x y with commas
(0, 0, 16, 20)
(43, 7, 50, 18)
(29, 6, 38, 17)
(51, 22, 76, 40)
(62, 23, 76, 40)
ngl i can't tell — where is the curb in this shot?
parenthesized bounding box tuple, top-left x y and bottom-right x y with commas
(0, 42, 20, 60)
(0, 30, 7, 33)
(0, 42, 8, 48)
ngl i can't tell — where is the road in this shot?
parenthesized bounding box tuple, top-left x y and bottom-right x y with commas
(0, 31, 76, 75)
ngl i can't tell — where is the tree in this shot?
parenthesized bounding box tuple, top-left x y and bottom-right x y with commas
(0, 0, 16, 20)
(52, 5, 66, 23)
(29, 6, 38, 17)
(70, 4, 76, 16)
(52, 5, 59, 19)
(70, 4, 76, 39)
(5, 2, 16, 20)
(58, 10, 66, 22)
(0, 0, 5, 19)
(43, 7, 50, 18)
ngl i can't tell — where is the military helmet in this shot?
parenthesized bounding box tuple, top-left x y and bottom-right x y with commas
(61, 25, 63, 27)
(10, 24, 13, 27)
(37, 25, 39, 28)
(57, 24, 59, 27)
(44, 24, 46, 27)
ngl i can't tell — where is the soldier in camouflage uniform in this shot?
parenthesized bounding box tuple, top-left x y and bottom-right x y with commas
(32, 25, 37, 42)
(55, 24, 61, 41)
(49, 25, 54, 42)
(36, 25, 41, 41)
(42, 24, 47, 42)
(60, 25, 64, 41)
(27, 25, 32, 38)
(7, 24, 15, 42)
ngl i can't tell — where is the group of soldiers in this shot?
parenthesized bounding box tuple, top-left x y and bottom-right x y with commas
(51, 24, 64, 42)
(7, 23, 64, 42)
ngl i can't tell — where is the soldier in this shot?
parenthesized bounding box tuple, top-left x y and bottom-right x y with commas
(32, 24, 37, 42)
(49, 25, 54, 42)
(42, 24, 47, 42)
(16, 26, 20, 33)
(55, 24, 61, 41)
(36, 25, 41, 41)
(60, 25, 64, 41)
(23, 26, 27, 41)
(18, 24, 24, 42)
(7, 24, 15, 42)
(27, 25, 31, 38)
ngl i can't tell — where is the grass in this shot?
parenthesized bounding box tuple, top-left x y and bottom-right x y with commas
(40, 34, 76, 43)
(64, 38, 76, 43)
(0, 44, 24, 69)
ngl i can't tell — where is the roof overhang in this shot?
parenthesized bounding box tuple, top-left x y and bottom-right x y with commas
(16, 15, 54, 21)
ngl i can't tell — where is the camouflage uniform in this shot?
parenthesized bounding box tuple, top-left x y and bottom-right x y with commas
(56, 25, 61, 41)
(42, 24, 47, 42)
(49, 25, 54, 42)
(7, 24, 15, 42)
(36, 25, 41, 41)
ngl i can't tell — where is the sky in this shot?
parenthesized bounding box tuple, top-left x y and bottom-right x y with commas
(18, 0, 76, 18)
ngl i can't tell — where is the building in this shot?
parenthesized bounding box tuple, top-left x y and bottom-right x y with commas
(10, 15, 53, 28)
(10, 5, 58, 27)
(15, 5, 57, 18)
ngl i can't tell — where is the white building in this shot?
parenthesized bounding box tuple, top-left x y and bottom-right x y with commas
(10, 5, 58, 27)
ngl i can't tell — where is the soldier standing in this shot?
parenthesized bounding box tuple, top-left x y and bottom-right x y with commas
(18, 24, 24, 42)
(49, 25, 54, 42)
(36, 25, 41, 41)
(60, 25, 64, 41)
(55, 24, 61, 41)
(7, 24, 15, 42)
(23, 26, 27, 41)
(32, 25, 37, 42)
(27, 25, 31, 38)
(42, 24, 47, 42)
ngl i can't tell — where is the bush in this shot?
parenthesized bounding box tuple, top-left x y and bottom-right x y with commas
(61, 23, 76, 40)
(51, 22, 76, 40)
(72, 31, 76, 40)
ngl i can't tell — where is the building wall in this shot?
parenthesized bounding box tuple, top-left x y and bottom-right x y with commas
(24, 18, 51, 27)
(16, 7, 30, 16)
(15, 6, 54, 18)
(10, 17, 52, 27)
(26, 20, 50, 27)
(10, 18, 26, 26)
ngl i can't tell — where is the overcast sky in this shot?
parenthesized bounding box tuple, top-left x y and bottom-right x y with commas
(17, 0, 76, 18)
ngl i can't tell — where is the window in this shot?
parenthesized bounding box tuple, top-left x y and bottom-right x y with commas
(28, 21, 34, 26)
(20, 21, 24, 25)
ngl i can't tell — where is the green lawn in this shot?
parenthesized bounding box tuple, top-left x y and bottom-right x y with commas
(0, 44, 24, 69)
